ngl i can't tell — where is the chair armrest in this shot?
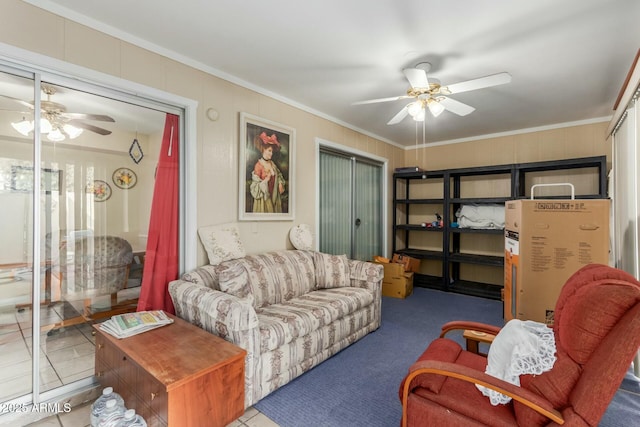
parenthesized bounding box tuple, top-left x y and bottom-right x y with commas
(400, 359, 564, 427)
(440, 320, 502, 338)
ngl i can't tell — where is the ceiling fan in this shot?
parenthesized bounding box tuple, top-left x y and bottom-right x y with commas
(353, 63, 511, 125)
(2, 83, 115, 141)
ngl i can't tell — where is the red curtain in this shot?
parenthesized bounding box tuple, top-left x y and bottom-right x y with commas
(137, 113, 179, 314)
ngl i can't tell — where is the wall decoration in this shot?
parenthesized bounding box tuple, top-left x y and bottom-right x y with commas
(239, 113, 295, 221)
(86, 180, 112, 202)
(112, 167, 137, 189)
(129, 138, 144, 164)
(10, 166, 62, 194)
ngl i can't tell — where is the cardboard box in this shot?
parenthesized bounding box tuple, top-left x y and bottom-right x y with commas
(392, 253, 421, 273)
(373, 256, 414, 298)
(380, 262, 405, 280)
(373, 257, 405, 280)
(382, 272, 414, 298)
(504, 199, 610, 324)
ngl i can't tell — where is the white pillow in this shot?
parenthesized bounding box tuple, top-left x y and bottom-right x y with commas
(289, 224, 313, 250)
(198, 223, 246, 265)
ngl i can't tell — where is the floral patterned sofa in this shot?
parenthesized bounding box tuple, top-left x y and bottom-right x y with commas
(168, 250, 383, 408)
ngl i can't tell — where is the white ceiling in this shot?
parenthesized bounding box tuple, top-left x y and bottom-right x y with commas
(27, 0, 640, 147)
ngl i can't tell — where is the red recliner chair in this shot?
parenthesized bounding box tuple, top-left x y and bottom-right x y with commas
(399, 264, 640, 426)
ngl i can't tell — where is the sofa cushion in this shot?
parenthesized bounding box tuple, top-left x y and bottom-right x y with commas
(313, 252, 350, 289)
(198, 222, 246, 265)
(236, 250, 316, 308)
(257, 287, 374, 352)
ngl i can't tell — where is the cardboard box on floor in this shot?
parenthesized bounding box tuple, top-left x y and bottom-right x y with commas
(391, 253, 421, 273)
(373, 257, 414, 298)
(382, 271, 414, 298)
(504, 199, 610, 324)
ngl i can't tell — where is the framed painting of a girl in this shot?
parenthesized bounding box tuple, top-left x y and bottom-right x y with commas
(239, 113, 295, 221)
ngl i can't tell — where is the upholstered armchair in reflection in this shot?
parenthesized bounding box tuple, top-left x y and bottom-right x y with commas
(46, 232, 138, 332)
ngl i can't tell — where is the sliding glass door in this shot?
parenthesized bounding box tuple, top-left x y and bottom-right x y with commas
(319, 148, 383, 261)
(0, 70, 35, 403)
(0, 65, 171, 407)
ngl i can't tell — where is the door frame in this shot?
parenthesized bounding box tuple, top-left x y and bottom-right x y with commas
(0, 42, 198, 407)
(315, 137, 388, 258)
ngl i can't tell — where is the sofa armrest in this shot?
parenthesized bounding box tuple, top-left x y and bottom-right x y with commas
(180, 264, 220, 290)
(348, 259, 383, 331)
(169, 279, 258, 333)
(348, 259, 384, 292)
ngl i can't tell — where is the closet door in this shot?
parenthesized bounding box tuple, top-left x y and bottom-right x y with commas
(353, 160, 382, 261)
(318, 149, 383, 261)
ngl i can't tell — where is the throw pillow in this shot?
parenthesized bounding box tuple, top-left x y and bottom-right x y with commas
(314, 252, 350, 289)
(198, 223, 245, 265)
(216, 261, 254, 305)
(289, 224, 313, 250)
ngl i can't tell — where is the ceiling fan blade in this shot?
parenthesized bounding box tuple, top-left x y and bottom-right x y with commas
(0, 109, 32, 115)
(353, 95, 411, 105)
(443, 72, 512, 94)
(0, 94, 35, 110)
(67, 120, 112, 135)
(387, 105, 410, 125)
(62, 112, 115, 122)
(403, 68, 430, 89)
(438, 97, 475, 116)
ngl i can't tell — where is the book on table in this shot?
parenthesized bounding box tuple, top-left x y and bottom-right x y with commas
(99, 310, 173, 339)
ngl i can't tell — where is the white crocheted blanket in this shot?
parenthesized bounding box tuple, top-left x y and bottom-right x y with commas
(477, 319, 557, 405)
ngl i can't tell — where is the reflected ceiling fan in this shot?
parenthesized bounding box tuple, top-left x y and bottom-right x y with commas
(353, 62, 511, 125)
(2, 83, 115, 141)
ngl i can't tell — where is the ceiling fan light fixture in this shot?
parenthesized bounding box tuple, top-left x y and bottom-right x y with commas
(11, 119, 34, 136)
(427, 99, 445, 117)
(407, 101, 423, 117)
(39, 118, 53, 134)
(63, 124, 84, 139)
(413, 109, 426, 122)
(47, 128, 65, 142)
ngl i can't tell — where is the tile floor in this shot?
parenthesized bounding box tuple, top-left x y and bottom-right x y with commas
(0, 301, 99, 402)
(26, 403, 280, 427)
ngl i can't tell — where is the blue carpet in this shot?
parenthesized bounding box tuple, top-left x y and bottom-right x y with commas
(254, 287, 640, 427)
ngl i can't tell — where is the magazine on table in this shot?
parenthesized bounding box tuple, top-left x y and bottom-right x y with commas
(99, 310, 173, 339)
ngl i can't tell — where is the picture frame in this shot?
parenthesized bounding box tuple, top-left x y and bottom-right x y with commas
(10, 166, 62, 194)
(86, 180, 112, 202)
(112, 167, 137, 189)
(239, 112, 295, 221)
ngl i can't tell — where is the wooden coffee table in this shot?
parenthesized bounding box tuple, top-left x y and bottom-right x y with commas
(94, 314, 246, 427)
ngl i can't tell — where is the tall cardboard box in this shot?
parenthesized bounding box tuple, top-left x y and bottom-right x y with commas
(504, 199, 609, 324)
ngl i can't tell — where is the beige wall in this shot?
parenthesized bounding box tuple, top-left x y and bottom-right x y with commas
(0, 0, 405, 266)
(405, 121, 611, 170)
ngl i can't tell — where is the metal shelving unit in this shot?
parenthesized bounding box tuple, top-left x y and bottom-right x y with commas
(392, 156, 607, 300)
